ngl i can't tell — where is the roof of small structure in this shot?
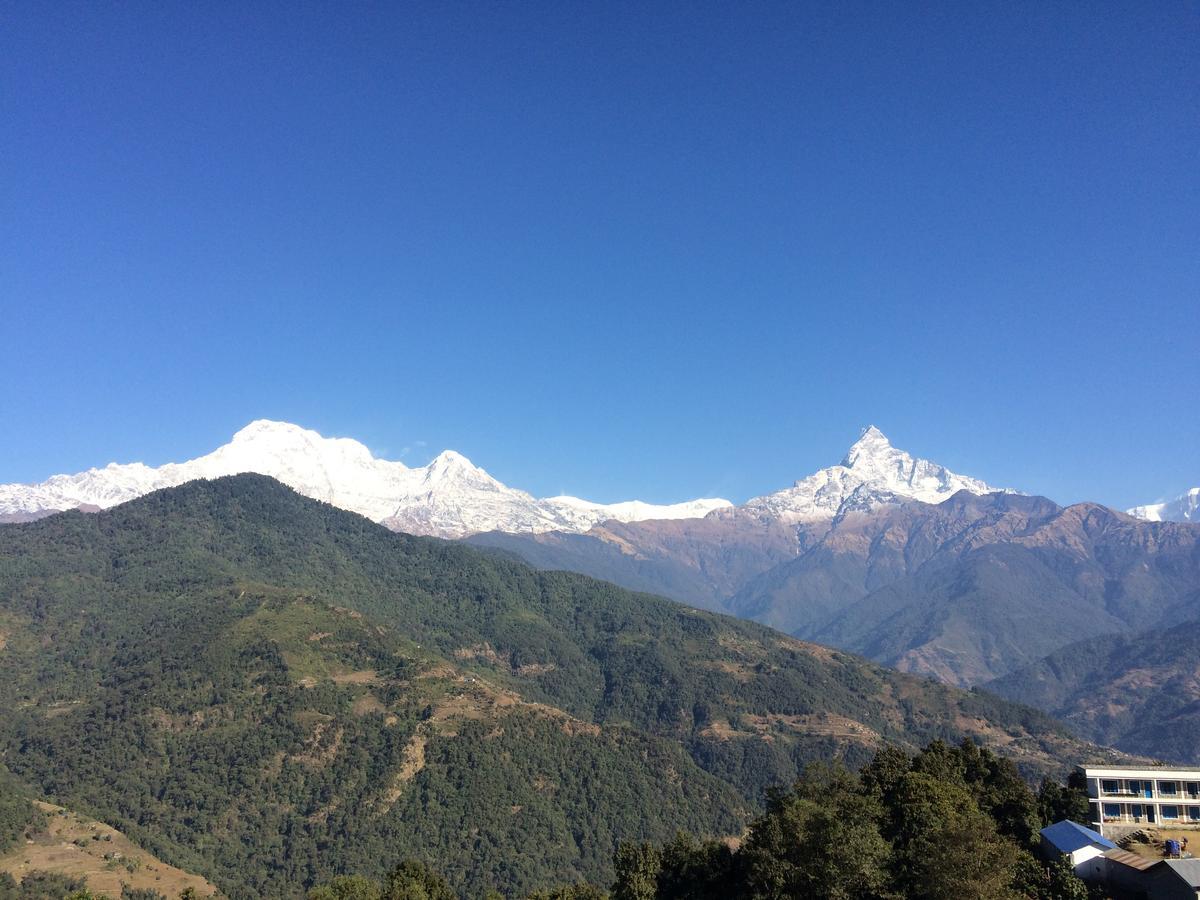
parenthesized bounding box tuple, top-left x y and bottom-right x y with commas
(1159, 859, 1200, 888)
(1041, 820, 1119, 854)
(1103, 848, 1158, 871)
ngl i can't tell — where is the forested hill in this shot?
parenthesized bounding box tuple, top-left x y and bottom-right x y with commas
(0, 475, 1109, 897)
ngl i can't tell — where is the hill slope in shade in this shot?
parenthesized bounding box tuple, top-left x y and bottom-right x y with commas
(0, 475, 1104, 897)
(986, 620, 1200, 764)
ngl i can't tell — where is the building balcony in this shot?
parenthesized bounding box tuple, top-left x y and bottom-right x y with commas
(1098, 792, 1200, 801)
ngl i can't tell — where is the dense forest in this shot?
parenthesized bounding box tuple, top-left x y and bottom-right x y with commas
(0, 742, 1096, 899)
(306, 740, 1097, 900)
(0, 476, 1112, 897)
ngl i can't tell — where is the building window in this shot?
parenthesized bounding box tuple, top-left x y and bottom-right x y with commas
(1188, 807, 1200, 821)
(1162, 806, 1179, 820)
(1103, 804, 1121, 819)
(1160, 781, 1179, 796)
(1187, 782, 1200, 799)
(1102, 780, 1120, 794)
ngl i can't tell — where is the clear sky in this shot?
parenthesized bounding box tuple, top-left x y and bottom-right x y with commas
(2, 2, 1197, 510)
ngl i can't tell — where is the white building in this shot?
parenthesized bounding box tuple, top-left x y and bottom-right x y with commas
(1040, 819, 1117, 874)
(1081, 766, 1200, 836)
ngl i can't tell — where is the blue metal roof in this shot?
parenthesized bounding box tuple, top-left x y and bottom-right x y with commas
(1041, 820, 1118, 854)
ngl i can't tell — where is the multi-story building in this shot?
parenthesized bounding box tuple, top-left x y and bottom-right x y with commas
(1081, 766, 1200, 837)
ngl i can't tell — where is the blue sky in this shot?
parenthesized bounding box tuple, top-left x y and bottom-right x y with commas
(2, 2, 1197, 509)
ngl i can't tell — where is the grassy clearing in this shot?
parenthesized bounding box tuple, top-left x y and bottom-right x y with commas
(0, 801, 217, 898)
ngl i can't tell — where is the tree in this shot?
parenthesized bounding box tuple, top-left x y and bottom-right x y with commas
(612, 842, 662, 900)
(525, 886, 608, 900)
(381, 861, 455, 900)
(859, 743, 911, 804)
(309, 874, 383, 900)
(740, 764, 893, 900)
(121, 889, 167, 900)
(886, 772, 1020, 900)
(1037, 774, 1091, 828)
(656, 832, 737, 900)
(1013, 852, 1090, 900)
(14, 870, 89, 899)
(949, 741, 1041, 846)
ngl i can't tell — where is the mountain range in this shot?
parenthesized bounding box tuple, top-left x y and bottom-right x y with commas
(7, 418, 1194, 533)
(0, 420, 731, 537)
(0, 474, 1101, 897)
(4, 420, 1198, 760)
(475, 487, 1200, 688)
(0, 420, 1014, 534)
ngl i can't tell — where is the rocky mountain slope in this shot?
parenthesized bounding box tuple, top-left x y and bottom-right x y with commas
(986, 620, 1200, 765)
(1129, 487, 1200, 523)
(0, 420, 730, 537)
(736, 494, 1200, 685)
(470, 427, 1012, 609)
(0, 475, 1103, 897)
(474, 490, 1200, 689)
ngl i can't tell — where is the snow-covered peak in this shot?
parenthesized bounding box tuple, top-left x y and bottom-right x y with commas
(231, 418, 308, 441)
(0, 421, 731, 538)
(741, 427, 1007, 523)
(841, 424, 893, 466)
(1127, 487, 1200, 524)
(424, 450, 486, 481)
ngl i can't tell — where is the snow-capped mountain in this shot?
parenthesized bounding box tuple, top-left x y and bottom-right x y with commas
(736, 425, 1007, 522)
(1127, 487, 1200, 524)
(0, 420, 731, 538)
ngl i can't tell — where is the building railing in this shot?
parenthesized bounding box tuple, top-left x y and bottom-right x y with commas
(1098, 790, 1200, 800)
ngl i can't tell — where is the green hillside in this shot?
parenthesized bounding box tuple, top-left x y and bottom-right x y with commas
(0, 476, 1104, 897)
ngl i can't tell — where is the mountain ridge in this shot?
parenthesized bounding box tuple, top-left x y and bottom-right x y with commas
(0, 421, 1011, 539)
(472, 489, 1200, 692)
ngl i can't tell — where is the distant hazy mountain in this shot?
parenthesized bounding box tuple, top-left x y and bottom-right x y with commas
(987, 620, 1200, 764)
(473, 459, 1200, 688)
(1128, 487, 1200, 523)
(0, 420, 731, 537)
(770, 494, 1200, 685)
